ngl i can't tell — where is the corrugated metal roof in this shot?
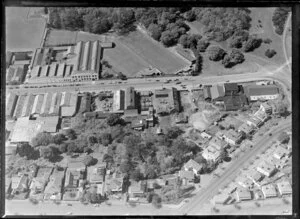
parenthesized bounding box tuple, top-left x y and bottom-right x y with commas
(246, 85, 279, 96)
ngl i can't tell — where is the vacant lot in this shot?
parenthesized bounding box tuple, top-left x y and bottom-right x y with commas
(118, 30, 190, 74)
(6, 7, 46, 51)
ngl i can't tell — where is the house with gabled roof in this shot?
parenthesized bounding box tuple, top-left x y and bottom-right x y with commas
(183, 159, 203, 175)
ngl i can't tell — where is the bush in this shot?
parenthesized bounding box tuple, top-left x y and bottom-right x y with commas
(243, 37, 262, 52)
(31, 132, 54, 147)
(106, 114, 124, 126)
(83, 155, 95, 166)
(196, 39, 210, 52)
(58, 143, 68, 153)
(100, 133, 112, 146)
(64, 129, 76, 140)
(40, 146, 54, 160)
(222, 49, 245, 68)
(265, 49, 277, 58)
(160, 30, 178, 47)
(207, 46, 226, 61)
(16, 143, 36, 159)
(53, 134, 66, 145)
(165, 126, 184, 139)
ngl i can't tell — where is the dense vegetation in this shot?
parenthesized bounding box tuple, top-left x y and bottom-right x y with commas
(272, 7, 291, 35)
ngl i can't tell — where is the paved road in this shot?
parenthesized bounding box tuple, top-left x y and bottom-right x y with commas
(180, 120, 291, 215)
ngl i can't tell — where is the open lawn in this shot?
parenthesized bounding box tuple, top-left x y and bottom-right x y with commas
(44, 29, 77, 47)
(6, 7, 46, 51)
(118, 30, 190, 74)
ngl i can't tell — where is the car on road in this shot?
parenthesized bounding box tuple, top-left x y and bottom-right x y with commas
(156, 80, 160, 82)
(174, 79, 179, 81)
(118, 82, 122, 84)
(176, 81, 181, 84)
(67, 204, 72, 206)
(164, 81, 170, 84)
(226, 80, 230, 82)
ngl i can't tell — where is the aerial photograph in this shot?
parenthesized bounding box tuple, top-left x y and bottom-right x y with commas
(4, 7, 292, 216)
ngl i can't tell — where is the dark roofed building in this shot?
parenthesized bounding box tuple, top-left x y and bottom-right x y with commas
(153, 88, 180, 115)
(223, 95, 248, 111)
(204, 86, 212, 101)
(224, 83, 239, 96)
(125, 87, 136, 110)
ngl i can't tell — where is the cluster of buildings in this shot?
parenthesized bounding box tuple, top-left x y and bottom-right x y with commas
(212, 134, 292, 205)
(6, 51, 32, 85)
(10, 40, 113, 84)
(6, 157, 124, 202)
(204, 82, 279, 111)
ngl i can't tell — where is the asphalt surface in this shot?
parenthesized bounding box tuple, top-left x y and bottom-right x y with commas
(180, 120, 291, 215)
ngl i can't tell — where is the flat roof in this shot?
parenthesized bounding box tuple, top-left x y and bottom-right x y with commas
(246, 85, 279, 96)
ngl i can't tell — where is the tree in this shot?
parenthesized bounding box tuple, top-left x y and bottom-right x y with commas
(117, 72, 127, 80)
(90, 192, 101, 204)
(222, 49, 245, 68)
(60, 8, 84, 30)
(64, 129, 76, 140)
(103, 154, 114, 164)
(100, 133, 112, 146)
(265, 49, 277, 58)
(165, 126, 184, 139)
(184, 10, 196, 21)
(83, 155, 95, 166)
(207, 46, 226, 61)
(194, 53, 203, 74)
(160, 30, 177, 47)
(58, 143, 68, 153)
(148, 23, 163, 41)
(243, 37, 262, 52)
(92, 18, 112, 34)
(16, 143, 36, 159)
(272, 7, 291, 35)
(120, 157, 134, 173)
(179, 34, 190, 48)
(106, 114, 124, 126)
(113, 8, 136, 34)
(196, 39, 210, 52)
(130, 168, 143, 181)
(152, 194, 162, 208)
(53, 134, 66, 145)
(277, 132, 290, 144)
(40, 147, 54, 160)
(31, 132, 54, 147)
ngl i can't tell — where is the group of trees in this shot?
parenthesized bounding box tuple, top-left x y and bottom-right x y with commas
(272, 7, 291, 35)
(48, 8, 135, 35)
(265, 49, 277, 58)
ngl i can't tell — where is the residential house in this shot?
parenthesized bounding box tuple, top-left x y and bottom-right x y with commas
(128, 180, 147, 198)
(44, 169, 65, 200)
(88, 163, 106, 184)
(105, 178, 123, 194)
(209, 136, 228, 150)
(236, 188, 252, 202)
(254, 110, 269, 122)
(183, 159, 203, 175)
(224, 83, 239, 96)
(260, 103, 272, 114)
(238, 123, 255, 136)
(202, 145, 221, 163)
(261, 184, 277, 198)
(178, 170, 195, 185)
(256, 161, 276, 177)
(131, 117, 147, 131)
(276, 181, 292, 196)
(236, 175, 254, 189)
(223, 129, 243, 145)
(245, 85, 279, 101)
(203, 86, 212, 101)
(125, 87, 136, 110)
(246, 117, 263, 128)
(246, 169, 264, 186)
(200, 132, 212, 140)
(156, 174, 178, 187)
(11, 175, 29, 194)
(273, 145, 290, 160)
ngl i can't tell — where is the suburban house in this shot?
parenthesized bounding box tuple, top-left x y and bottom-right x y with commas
(238, 123, 255, 135)
(245, 85, 279, 101)
(261, 184, 277, 198)
(128, 180, 147, 198)
(276, 181, 292, 196)
(11, 174, 29, 195)
(156, 174, 178, 187)
(200, 132, 212, 140)
(203, 86, 212, 101)
(178, 170, 195, 185)
(202, 145, 221, 163)
(256, 161, 277, 177)
(88, 163, 106, 184)
(210, 84, 225, 102)
(260, 103, 272, 114)
(183, 159, 203, 175)
(245, 169, 264, 186)
(209, 136, 228, 150)
(235, 188, 252, 202)
(246, 117, 263, 128)
(43, 169, 65, 200)
(105, 177, 123, 194)
(224, 83, 239, 96)
(273, 145, 290, 160)
(254, 109, 269, 122)
(236, 175, 254, 189)
(222, 129, 243, 145)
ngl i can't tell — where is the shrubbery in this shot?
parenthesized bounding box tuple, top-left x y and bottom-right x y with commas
(207, 46, 226, 61)
(272, 7, 291, 35)
(265, 49, 277, 58)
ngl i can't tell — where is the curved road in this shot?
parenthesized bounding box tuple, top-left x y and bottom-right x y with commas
(181, 120, 291, 215)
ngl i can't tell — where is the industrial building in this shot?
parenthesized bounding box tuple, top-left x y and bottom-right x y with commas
(245, 85, 279, 101)
(113, 90, 125, 112)
(27, 40, 103, 83)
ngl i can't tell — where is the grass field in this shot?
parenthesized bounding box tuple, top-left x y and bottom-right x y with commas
(103, 37, 150, 76)
(6, 7, 46, 51)
(118, 30, 190, 74)
(44, 29, 77, 46)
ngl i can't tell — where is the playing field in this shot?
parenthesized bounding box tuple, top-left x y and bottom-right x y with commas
(118, 30, 190, 74)
(6, 7, 46, 51)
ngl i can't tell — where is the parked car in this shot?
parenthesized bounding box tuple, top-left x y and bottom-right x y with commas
(176, 81, 181, 84)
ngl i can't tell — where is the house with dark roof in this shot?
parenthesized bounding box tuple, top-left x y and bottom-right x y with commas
(178, 170, 195, 185)
(153, 88, 180, 115)
(223, 95, 248, 111)
(238, 123, 255, 135)
(203, 86, 212, 101)
(245, 85, 279, 101)
(224, 83, 239, 96)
